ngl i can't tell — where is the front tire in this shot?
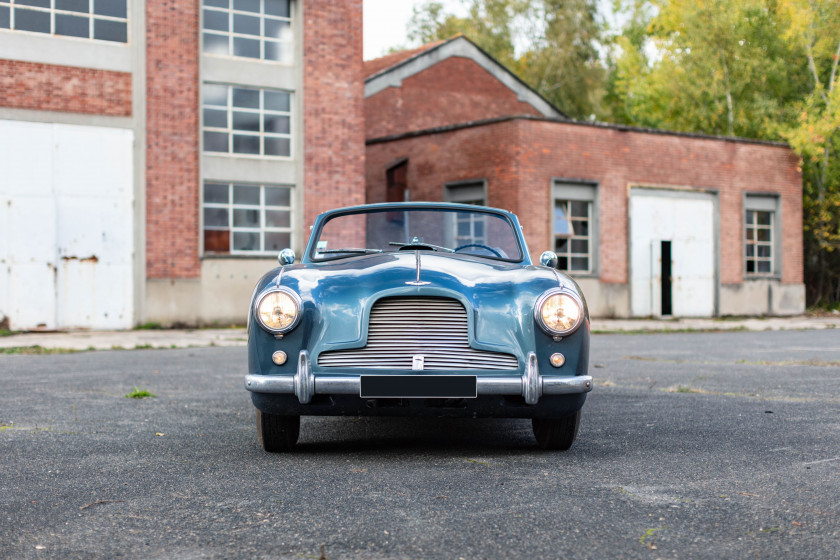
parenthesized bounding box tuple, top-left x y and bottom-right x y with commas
(532, 410, 581, 450)
(256, 409, 300, 452)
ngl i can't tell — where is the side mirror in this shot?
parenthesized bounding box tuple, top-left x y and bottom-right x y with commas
(539, 251, 558, 268)
(278, 248, 296, 266)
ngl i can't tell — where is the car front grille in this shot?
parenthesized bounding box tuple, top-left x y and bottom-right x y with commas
(317, 297, 519, 370)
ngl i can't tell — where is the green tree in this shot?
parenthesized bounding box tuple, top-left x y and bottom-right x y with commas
(776, 0, 840, 304)
(407, 0, 606, 119)
(605, 0, 798, 138)
(517, 0, 606, 119)
(407, 0, 520, 70)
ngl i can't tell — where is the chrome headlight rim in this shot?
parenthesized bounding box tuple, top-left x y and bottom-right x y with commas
(534, 288, 585, 337)
(253, 287, 303, 334)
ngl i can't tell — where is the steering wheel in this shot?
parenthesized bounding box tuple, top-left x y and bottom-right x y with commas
(454, 243, 503, 257)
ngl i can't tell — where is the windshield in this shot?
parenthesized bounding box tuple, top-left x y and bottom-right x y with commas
(310, 208, 524, 262)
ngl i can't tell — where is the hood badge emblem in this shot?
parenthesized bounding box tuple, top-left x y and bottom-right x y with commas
(406, 250, 431, 286)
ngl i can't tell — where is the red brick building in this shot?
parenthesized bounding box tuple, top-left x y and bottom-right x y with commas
(0, 0, 364, 329)
(0, 12, 803, 328)
(364, 36, 804, 317)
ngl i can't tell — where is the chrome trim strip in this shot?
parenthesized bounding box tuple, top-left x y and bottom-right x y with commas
(294, 350, 314, 404)
(522, 352, 541, 405)
(246, 351, 593, 403)
(405, 250, 430, 286)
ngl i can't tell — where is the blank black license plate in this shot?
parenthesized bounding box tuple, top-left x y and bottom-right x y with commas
(360, 375, 477, 398)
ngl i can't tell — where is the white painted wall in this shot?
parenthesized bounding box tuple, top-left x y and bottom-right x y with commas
(0, 120, 134, 330)
(630, 190, 716, 317)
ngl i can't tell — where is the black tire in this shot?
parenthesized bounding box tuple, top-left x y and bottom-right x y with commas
(256, 409, 300, 452)
(532, 410, 581, 450)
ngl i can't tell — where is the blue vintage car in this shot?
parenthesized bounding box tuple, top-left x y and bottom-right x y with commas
(245, 203, 592, 451)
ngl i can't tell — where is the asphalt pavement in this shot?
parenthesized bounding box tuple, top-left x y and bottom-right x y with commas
(1, 329, 839, 559)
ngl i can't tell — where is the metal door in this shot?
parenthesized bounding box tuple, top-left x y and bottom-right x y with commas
(0, 121, 134, 330)
(630, 190, 715, 317)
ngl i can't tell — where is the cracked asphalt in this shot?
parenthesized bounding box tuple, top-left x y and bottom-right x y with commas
(1, 329, 838, 559)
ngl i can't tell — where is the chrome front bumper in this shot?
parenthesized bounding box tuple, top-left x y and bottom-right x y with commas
(245, 351, 593, 405)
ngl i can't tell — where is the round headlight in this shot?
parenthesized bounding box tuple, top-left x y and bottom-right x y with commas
(255, 289, 301, 333)
(536, 290, 583, 336)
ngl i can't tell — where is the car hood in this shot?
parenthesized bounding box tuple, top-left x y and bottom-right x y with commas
(254, 252, 583, 363)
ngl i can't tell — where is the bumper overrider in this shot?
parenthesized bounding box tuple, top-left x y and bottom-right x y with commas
(245, 351, 593, 405)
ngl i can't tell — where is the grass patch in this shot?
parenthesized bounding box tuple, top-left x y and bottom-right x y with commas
(1, 345, 82, 355)
(675, 385, 702, 393)
(0, 329, 21, 337)
(134, 322, 246, 331)
(639, 527, 666, 549)
(592, 326, 749, 335)
(125, 387, 156, 399)
(736, 359, 840, 367)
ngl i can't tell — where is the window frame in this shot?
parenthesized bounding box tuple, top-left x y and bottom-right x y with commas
(551, 179, 599, 277)
(202, 82, 293, 159)
(0, 0, 129, 43)
(743, 193, 781, 279)
(201, 0, 293, 63)
(201, 181, 294, 256)
(444, 179, 487, 206)
(444, 179, 489, 248)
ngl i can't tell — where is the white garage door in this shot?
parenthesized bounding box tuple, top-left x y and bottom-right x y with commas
(630, 189, 716, 317)
(0, 120, 134, 330)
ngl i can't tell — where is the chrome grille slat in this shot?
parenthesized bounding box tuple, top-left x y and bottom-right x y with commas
(318, 297, 518, 370)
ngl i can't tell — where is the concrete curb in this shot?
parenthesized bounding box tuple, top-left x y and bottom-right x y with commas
(0, 328, 248, 351)
(590, 315, 840, 334)
(1, 315, 838, 352)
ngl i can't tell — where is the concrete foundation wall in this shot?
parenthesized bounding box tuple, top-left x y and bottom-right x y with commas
(720, 281, 805, 316)
(577, 279, 804, 318)
(575, 279, 630, 318)
(145, 258, 276, 326)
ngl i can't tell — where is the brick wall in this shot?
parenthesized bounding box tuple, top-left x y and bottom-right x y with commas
(366, 119, 521, 209)
(365, 56, 543, 139)
(366, 118, 803, 285)
(303, 0, 365, 231)
(145, 0, 200, 279)
(0, 59, 131, 116)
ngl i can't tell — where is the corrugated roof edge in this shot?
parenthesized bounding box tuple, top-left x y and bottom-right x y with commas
(365, 114, 791, 149)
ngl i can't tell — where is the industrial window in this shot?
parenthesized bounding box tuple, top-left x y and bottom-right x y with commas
(553, 182, 597, 274)
(0, 0, 128, 42)
(202, 0, 292, 63)
(445, 181, 487, 246)
(203, 181, 293, 254)
(745, 195, 778, 276)
(445, 181, 486, 206)
(202, 83, 292, 158)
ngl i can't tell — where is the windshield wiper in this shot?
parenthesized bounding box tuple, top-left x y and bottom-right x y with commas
(319, 248, 383, 254)
(388, 241, 454, 253)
